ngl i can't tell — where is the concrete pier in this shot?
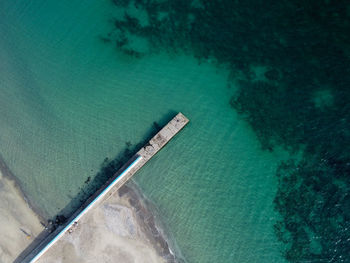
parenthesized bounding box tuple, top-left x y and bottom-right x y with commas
(23, 112, 189, 263)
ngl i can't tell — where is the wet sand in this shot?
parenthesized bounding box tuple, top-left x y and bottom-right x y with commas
(0, 170, 44, 263)
(36, 182, 178, 263)
(0, 152, 180, 263)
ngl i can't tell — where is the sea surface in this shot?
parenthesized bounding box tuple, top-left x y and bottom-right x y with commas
(1, 0, 349, 263)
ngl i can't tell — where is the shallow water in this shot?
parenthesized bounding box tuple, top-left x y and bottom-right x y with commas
(3, 0, 346, 262)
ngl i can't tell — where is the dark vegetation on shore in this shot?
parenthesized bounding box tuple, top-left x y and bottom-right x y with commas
(104, 0, 350, 261)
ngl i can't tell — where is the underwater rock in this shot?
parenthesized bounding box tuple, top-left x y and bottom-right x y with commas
(104, 0, 350, 261)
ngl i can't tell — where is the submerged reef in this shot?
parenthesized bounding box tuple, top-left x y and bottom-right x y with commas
(275, 156, 350, 262)
(105, 0, 350, 261)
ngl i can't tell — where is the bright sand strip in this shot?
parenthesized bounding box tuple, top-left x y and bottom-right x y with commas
(36, 184, 170, 263)
(0, 171, 44, 263)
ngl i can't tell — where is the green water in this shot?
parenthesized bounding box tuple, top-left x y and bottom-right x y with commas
(0, 0, 289, 262)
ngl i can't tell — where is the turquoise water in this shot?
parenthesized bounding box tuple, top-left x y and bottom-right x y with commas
(4, 0, 347, 262)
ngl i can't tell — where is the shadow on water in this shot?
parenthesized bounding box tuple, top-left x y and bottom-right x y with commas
(14, 110, 177, 263)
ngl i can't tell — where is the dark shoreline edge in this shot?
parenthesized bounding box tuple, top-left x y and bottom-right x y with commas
(0, 153, 48, 225)
(121, 180, 186, 263)
(1, 152, 185, 263)
(6, 112, 186, 262)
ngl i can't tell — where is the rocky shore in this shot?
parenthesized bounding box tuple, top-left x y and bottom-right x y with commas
(118, 182, 182, 263)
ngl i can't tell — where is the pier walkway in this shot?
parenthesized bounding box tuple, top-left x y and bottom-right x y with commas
(22, 112, 189, 263)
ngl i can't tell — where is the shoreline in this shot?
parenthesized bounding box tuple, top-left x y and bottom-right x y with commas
(0, 160, 44, 262)
(0, 154, 183, 263)
(121, 181, 185, 263)
(33, 179, 184, 263)
(0, 154, 48, 224)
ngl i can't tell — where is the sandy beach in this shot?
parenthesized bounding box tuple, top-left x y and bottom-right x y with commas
(0, 161, 172, 263)
(36, 183, 177, 263)
(0, 170, 44, 263)
(0, 150, 180, 263)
